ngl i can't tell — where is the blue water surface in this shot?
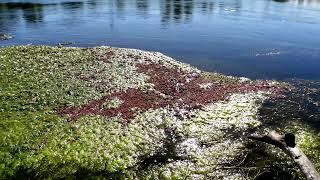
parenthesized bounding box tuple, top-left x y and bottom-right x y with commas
(1, 0, 320, 80)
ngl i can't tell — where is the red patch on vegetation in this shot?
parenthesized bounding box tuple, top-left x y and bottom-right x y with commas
(57, 89, 166, 121)
(91, 49, 116, 63)
(57, 62, 285, 121)
(137, 63, 284, 109)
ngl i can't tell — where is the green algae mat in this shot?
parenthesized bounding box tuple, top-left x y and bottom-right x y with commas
(0, 46, 319, 179)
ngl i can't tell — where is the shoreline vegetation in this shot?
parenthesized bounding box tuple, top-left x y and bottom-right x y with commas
(0, 46, 319, 179)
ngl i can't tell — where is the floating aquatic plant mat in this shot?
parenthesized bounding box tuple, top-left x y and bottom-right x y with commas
(0, 46, 319, 179)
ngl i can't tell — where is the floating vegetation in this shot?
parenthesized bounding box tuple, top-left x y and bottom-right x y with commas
(57, 42, 74, 47)
(0, 46, 318, 179)
(0, 34, 12, 40)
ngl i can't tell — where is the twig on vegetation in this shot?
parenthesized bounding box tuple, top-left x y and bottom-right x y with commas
(248, 131, 320, 180)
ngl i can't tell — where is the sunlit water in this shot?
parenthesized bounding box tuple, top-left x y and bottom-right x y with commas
(1, 0, 320, 80)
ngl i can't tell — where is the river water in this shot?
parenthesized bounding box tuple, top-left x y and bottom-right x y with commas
(1, 0, 320, 80)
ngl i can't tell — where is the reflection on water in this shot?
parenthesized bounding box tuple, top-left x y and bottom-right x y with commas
(273, 0, 289, 2)
(3, 0, 318, 29)
(60, 2, 84, 9)
(0, 3, 44, 27)
(136, 0, 148, 14)
(161, 0, 194, 24)
(1, 0, 319, 26)
(1, 0, 320, 80)
(292, 0, 320, 7)
(1, 0, 319, 25)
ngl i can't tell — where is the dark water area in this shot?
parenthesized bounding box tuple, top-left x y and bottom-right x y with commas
(1, 0, 320, 80)
(259, 79, 320, 131)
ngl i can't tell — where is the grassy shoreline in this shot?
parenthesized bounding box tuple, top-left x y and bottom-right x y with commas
(0, 46, 319, 179)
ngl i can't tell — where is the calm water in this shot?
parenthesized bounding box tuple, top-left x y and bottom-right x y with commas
(1, 0, 320, 80)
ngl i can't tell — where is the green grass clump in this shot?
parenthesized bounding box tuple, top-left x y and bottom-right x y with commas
(0, 46, 152, 178)
(0, 109, 178, 178)
(0, 46, 148, 112)
(0, 112, 136, 178)
(297, 130, 320, 170)
(0, 111, 67, 178)
(1, 46, 92, 111)
(203, 72, 240, 84)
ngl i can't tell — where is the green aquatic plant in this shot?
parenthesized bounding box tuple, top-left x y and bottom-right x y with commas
(0, 46, 148, 112)
(298, 130, 320, 170)
(0, 46, 318, 179)
(0, 107, 181, 179)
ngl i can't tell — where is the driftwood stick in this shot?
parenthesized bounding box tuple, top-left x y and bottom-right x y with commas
(248, 131, 320, 180)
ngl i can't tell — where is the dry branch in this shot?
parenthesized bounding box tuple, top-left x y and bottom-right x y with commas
(248, 131, 320, 180)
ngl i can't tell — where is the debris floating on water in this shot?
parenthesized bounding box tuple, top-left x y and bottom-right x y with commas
(0, 33, 12, 40)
